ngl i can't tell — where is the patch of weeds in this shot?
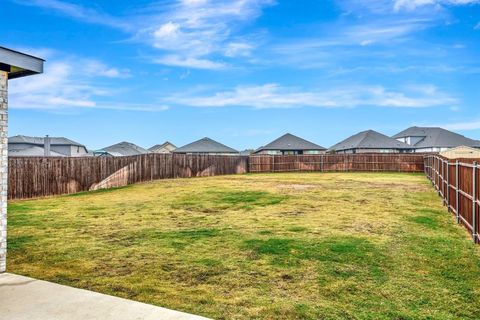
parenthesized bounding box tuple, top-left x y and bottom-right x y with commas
(125, 228, 221, 250)
(8, 213, 44, 227)
(409, 215, 440, 229)
(287, 226, 308, 232)
(245, 238, 295, 255)
(173, 190, 287, 211)
(243, 236, 387, 280)
(83, 205, 109, 212)
(195, 258, 222, 267)
(8, 202, 39, 213)
(258, 230, 273, 235)
(215, 191, 285, 206)
(65, 185, 130, 197)
(293, 303, 318, 319)
(7, 235, 35, 250)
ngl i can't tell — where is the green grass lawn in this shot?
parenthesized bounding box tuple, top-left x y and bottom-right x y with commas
(7, 172, 480, 319)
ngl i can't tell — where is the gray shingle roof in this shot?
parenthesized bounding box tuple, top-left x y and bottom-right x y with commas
(8, 145, 65, 157)
(255, 133, 326, 153)
(103, 142, 151, 156)
(148, 141, 177, 152)
(173, 137, 238, 154)
(329, 130, 412, 152)
(9, 135, 85, 147)
(392, 126, 480, 148)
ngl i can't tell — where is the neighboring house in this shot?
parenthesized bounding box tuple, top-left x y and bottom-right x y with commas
(254, 133, 326, 155)
(8, 135, 88, 157)
(392, 126, 480, 153)
(173, 137, 238, 155)
(100, 142, 151, 157)
(240, 149, 255, 156)
(440, 146, 480, 159)
(149, 142, 177, 154)
(329, 130, 413, 154)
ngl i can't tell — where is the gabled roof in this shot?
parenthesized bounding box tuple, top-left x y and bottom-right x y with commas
(8, 145, 65, 157)
(255, 133, 326, 153)
(329, 130, 412, 152)
(148, 141, 176, 151)
(9, 135, 85, 147)
(173, 137, 238, 154)
(103, 142, 151, 156)
(392, 126, 480, 148)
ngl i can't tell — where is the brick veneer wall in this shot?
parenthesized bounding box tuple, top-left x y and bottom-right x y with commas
(0, 72, 7, 272)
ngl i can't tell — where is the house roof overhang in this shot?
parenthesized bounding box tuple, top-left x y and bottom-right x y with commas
(0, 46, 44, 79)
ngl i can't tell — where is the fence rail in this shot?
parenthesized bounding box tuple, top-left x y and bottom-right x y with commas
(249, 154, 425, 173)
(424, 155, 480, 243)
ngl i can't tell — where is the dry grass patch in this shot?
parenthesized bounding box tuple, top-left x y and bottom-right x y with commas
(7, 172, 480, 319)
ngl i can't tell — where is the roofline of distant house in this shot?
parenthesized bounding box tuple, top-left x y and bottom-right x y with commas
(173, 150, 239, 154)
(14, 141, 86, 148)
(330, 146, 414, 150)
(256, 147, 327, 151)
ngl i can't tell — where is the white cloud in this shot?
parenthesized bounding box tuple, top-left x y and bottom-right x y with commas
(163, 83, 456, 109)
(224, 42, 254, 57)
(8, 51, 164, 112)
(83, 60, 131, 78)
(9, 61, 98, 110)
(136, 0, 275, 69)
(394, 0, 480, 10)
(12, 0, 275, 70)
(154, 55, 226, 69)
(12, 0, 131, 30)
(265, 16, 435, 69)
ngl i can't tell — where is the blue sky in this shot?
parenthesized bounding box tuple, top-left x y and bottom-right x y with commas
(3, 0, 480, 150)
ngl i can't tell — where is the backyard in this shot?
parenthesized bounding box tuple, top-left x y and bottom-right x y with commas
(7, 172, 480, 319)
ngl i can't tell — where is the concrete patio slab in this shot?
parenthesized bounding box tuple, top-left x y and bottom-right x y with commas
(0, 273, 209, 320)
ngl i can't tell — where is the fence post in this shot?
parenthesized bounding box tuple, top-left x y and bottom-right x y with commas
(456, 160, 460, 224)
(442, 159, 446, 202)
(321, 154, 324, 172)
(446, 159, 450, 210)
(473, 161, 477, 243)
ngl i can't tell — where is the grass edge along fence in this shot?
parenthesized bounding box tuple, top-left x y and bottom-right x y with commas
(424, 155, 480, 244)
(9, 153, 425, 200)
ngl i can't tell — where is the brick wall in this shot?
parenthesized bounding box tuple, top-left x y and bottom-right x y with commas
(0, 71, 7, 272)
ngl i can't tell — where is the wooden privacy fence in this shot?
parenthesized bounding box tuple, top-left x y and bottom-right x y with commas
(8, 154, 248, 200)
(249, 154, 425, 173)
(424, 155, 480, 243)
(9, 153, 426, 200)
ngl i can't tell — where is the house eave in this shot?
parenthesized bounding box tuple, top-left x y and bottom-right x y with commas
(0, 46, 44, 79)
